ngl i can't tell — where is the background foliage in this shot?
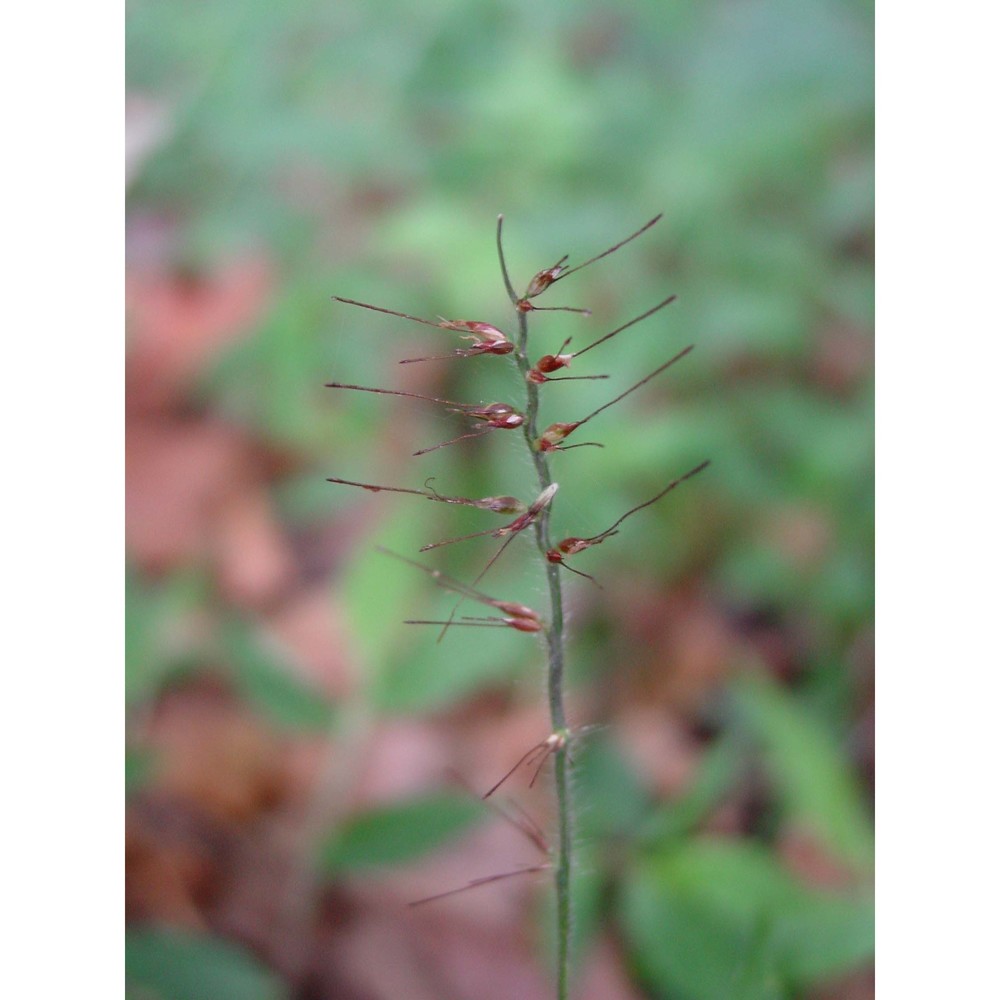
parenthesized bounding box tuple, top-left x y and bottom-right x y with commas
(126, 0, 873, 996)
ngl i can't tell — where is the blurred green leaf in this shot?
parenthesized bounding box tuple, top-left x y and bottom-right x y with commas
(125, 927, 286, 1000)
(372, 620, 528, 714)
(572, 734, 650, 842)
(363, 539, 535, 714)
(126, 748, 155, 795)
(337, 508, 430, 679)
(775, 891, 875, 983)
(640, 734, 743, 845)
(621, 850, 786, 1000)
(321, 792, 486, 871)
(731, 671, 874, 870)
(219, 618, 334, 731)
(126, 569, 210, 709)
(620, 839, 873, 1000)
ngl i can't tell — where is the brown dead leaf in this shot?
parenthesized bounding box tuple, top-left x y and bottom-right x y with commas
(808, 966, 874, 1000)
(615, 707, 700, 798)
(312, 907, 444, 1000)
(614, 582, 738, 715)
(577, 935, 647, 1000)
(275, 811, 553, 998)
(126, 420, 248, 571)
(811, 321, 873, 396)
(145, 689, 290, 825)
(126, 419, 296, 606)
(355, 720, 454, 807)
(214, 487, 297, 609)
(399, 907, 550, 1000)
(126, 805, 216, 927)
(341, 823, 552, 999)
(264, 584, 357, 699)
(126, 256, 272, 412)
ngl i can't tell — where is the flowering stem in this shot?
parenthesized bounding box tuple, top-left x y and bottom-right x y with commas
(500, 217, 572, 999)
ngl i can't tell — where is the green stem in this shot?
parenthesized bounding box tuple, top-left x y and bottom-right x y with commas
(499, 219, 572, 999)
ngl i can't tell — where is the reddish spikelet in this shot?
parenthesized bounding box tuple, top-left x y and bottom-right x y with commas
(400, 341, 514, 364)
(534, 339, 575, 374)
(523, 256, 570, 299)
(333, 296, 515, 363)
(518, 214, 662, 308)
(378, 548, 541, 627)
(401, 320, 515, 363)
(437, 319, 508, 342)
(536, 422, 581, 452)
(536, 354, 573, 373)
(527, 371, 608, 385)
(483, 733, 566, 799)
(324, 380, 524, 455)
(465, 402, 525, 428)
(425, 484, 558, 642)
(327, 476, 527, 514)
(526, 297, 677, 386)
(405, 615, 543, 634)
(534, 345, 694, 451)
(545, 460, 711, 580)
(419, 483, 559, 553)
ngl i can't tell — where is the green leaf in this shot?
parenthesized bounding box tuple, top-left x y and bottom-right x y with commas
(125, 927, 286, 1000)
(774, 892, 875, 983)
(321, 792, 486, 871)
(370, 587, 529, 714)
(731, 672, 874, 870)
(572, 734, 650, 841)
(126, 748, 155, 795)
(620, 839, 873, 1000)
(337, 514, 430, 680)
(639, 734, 742, 845)
(220, 618, 334, 731)
(622, 856, 786, 1000)
(126, 569, 209, 709)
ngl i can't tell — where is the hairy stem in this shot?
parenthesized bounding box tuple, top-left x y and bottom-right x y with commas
(500, 218, 572, 999)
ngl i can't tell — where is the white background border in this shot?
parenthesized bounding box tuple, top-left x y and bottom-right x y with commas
(4, 0, 123, 992)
